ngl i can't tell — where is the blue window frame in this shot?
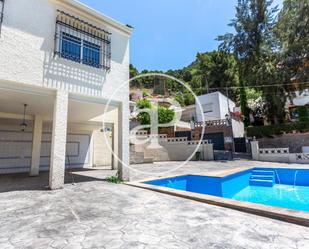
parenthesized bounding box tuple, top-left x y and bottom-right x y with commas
(55, 11, 111, 70)
(60, 33, 81, 62)
(83, 40, 101, 68)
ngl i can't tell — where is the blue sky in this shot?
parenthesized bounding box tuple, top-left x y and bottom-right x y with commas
(80, 0, 283, 71)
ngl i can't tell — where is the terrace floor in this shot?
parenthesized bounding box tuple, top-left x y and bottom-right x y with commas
(0, 160, 309, 248)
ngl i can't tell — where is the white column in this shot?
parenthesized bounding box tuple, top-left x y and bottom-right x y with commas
(30, 116, 43, 176)
(49, 90, 69, 190)
(251, 141, 260, 161)
(118, 103, 130, 181)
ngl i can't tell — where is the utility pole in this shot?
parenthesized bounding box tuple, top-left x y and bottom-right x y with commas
(205, 76, 209, 94)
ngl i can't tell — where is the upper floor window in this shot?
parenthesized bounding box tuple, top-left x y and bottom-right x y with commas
(203, 103, 213, 114)
(0, 0, 4, 35)
(55, 10, 111, 70)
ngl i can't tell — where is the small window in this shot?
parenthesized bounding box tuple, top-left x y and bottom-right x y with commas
(61, 33, 81, 62)
(203, 103, 213, 113)
(83, 40, 101, 68)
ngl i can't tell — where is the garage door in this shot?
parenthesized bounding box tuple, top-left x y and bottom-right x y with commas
(203, 133, 225, 150)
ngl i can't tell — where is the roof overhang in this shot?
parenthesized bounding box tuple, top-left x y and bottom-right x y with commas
(54, 0, 134, 36)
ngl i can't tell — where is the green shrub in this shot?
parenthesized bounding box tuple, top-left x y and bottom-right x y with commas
(246, 122, 309, 138)
(298, 106, 309, 122)
(106, 176, 122, 184)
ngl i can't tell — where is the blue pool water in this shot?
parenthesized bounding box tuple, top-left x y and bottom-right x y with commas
(145, 168, 309, 212)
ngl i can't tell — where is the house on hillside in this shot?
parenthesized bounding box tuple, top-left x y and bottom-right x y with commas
(179, 92, 245, 151)
(0, 0, 133, 189)
(287, 89, 309, 121)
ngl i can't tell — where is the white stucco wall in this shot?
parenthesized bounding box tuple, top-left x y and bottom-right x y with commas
(0, 0, 130, 103)
(196, 92, 236, 122)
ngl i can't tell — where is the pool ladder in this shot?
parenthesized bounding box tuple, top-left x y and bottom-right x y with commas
(249, 169, 275, 187)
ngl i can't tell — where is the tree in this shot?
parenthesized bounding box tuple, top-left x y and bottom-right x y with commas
(136, 99, 176, 125)
(218, 0, 281, 124)
(275, 0, 309, 85)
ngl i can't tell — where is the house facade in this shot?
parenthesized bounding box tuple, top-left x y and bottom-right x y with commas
(0, 0, 133, 189)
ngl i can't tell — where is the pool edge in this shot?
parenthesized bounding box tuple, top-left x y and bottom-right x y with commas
(125, 173, 309, 227)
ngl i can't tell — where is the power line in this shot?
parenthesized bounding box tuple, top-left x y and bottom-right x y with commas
(208, 81, 309, 90)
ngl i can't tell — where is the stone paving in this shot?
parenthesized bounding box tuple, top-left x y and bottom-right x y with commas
(0, 161, 309, 248)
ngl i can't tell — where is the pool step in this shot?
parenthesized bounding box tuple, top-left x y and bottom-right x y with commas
(252, 170, 275, 176)
(250, 170, 275, 187)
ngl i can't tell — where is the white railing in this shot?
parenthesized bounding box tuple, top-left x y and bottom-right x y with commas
(259, 148, 289, 154)
(295, 153, 309, 161)
(194, 119, 227, 128)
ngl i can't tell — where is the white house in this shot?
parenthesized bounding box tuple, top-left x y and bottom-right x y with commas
(0, 0, 133, 189)
(195, 91, 245, 138)
(196, 92, 237, 122)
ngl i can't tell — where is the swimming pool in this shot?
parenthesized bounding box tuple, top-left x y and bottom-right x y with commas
(145, 168, 309, 212)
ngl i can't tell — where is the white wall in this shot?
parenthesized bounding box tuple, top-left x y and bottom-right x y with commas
(196, 92, 236, 122)
(0, 0, 130, 103)
(0, 120, 93, 174)
(232, 119, 245, 138)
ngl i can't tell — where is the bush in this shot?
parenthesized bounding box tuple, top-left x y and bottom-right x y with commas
(106, 176, 122, 184)
(298, 106, 309, 122)
(246, 122, 309, 138)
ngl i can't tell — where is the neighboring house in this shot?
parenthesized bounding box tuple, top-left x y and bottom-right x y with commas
(0, 0, 133, 189)
(196, 92, 236, 122)
(286, 90, 309, 121)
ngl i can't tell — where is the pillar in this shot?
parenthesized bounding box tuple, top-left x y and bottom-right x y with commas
(30, 116, 43, 176)
(251, 140, 260, 161)
(118, 103, 130, 181)
(49, 90, 68, 190)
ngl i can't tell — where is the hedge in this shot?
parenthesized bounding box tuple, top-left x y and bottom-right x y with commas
(246, 122, 309, 138)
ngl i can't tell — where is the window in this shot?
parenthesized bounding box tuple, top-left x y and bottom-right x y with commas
(0, 0, 4, 35)
(61, 33, 81, 62)
(55, 10, 111, 70)
(203, 103, 213, 114)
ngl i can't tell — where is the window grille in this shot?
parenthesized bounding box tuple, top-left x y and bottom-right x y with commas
(54, 10, 111, 70)
(0, 0, 4, 35)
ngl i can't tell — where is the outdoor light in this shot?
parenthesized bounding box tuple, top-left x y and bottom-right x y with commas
(20, 104, 28, 132)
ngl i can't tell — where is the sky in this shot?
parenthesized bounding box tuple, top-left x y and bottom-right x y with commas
(80, 0, 283, 72)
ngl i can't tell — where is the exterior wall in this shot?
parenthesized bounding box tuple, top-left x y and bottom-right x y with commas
(0, 119, 93, 174)
(133, 135, 214, 162)
(93, 129, 113, 167)
(196, 92, 236, 122)
(181, 105, 196, 122)
(251, 141, 309, 164)
(232, 119, 245, 138)
(0, 0, 130, 102)
(258, 133, 309, 153)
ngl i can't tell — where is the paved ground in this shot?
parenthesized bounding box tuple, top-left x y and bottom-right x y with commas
(0, 161, 309, 249)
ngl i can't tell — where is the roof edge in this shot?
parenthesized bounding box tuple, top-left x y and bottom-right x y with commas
(58, 0, 133, 36)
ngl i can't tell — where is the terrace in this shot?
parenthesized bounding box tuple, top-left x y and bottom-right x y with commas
(0, 160, 308, 248)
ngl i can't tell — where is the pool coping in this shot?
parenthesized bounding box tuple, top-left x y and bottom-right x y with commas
(126, 167, 309, 227)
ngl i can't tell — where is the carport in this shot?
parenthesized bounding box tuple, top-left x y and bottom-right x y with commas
(0, 81, 124, 189)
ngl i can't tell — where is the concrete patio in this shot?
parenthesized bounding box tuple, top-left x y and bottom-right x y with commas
(0, 161, 309, 248)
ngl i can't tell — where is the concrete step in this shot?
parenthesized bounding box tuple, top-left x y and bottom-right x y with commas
(249, 179, 274, 187)
(250, 175, 274, 181)
(252, 170, 275, 176)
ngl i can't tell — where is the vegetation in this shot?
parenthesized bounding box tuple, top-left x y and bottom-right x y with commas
(298, 106, 309, 122)
(130, 0, 309, 127)
(136, 99, 176, 125)
(246, 121, 309, 138)
(106, 176, 122, 184)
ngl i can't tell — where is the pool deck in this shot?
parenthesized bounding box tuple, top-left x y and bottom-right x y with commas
(0, 160, 309, 248)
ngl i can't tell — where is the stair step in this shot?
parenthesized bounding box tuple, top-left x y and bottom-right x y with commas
(250, 175, 274, 180)
(252, 170, 274, 176)
(249, 179, 274, 187)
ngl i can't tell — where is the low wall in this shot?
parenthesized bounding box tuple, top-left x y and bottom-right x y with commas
(257, 132, 309, 153)
(251, 141, 309, 164)
(132, 134, 214, 162)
